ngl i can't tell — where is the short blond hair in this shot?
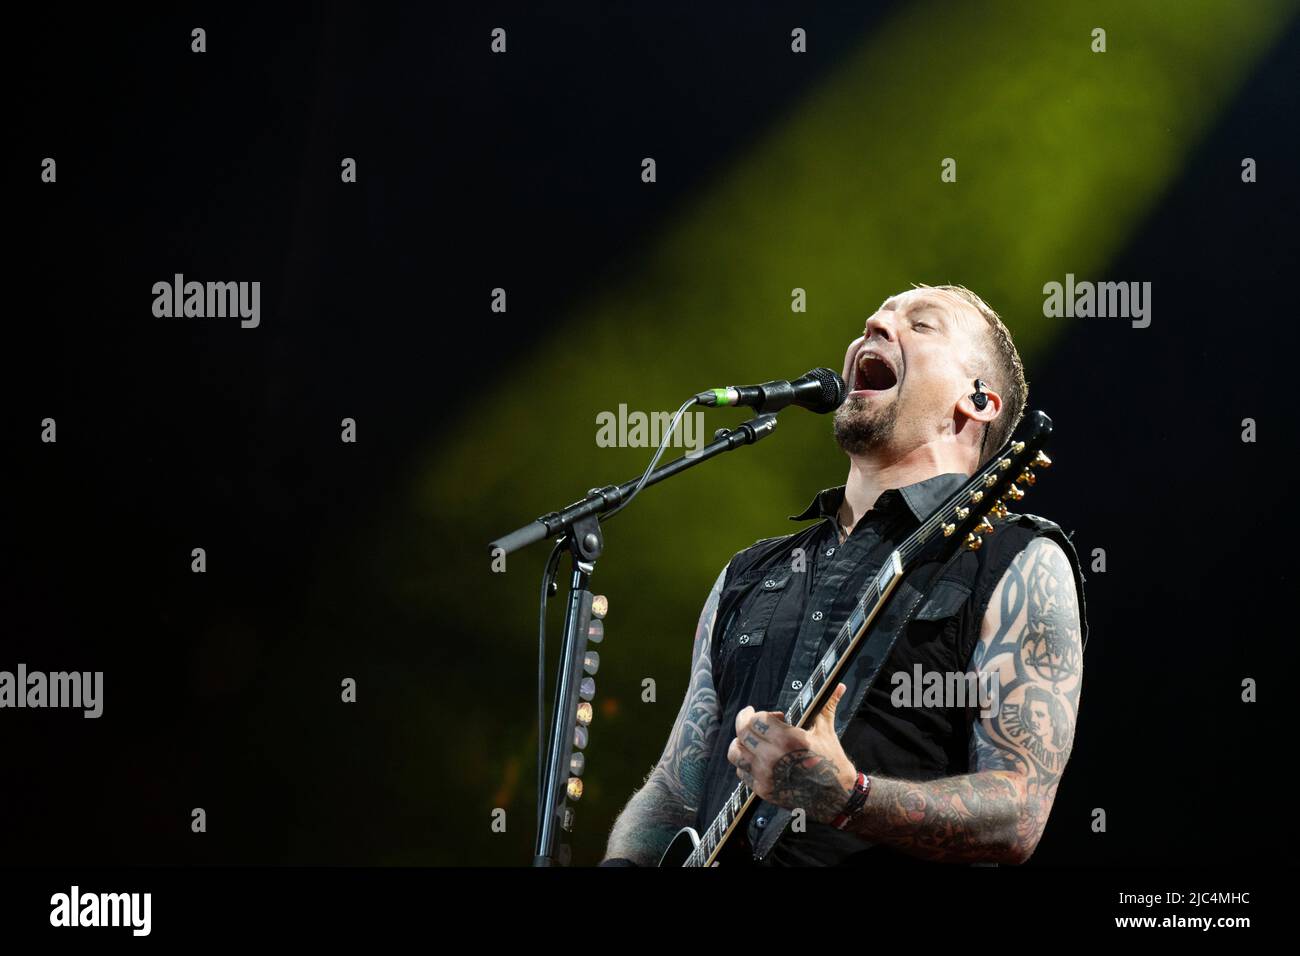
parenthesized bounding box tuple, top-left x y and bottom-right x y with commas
(916, 283, 1028, 461)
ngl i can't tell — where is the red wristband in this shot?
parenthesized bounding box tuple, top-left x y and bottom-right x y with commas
(831, 772, 872, 830)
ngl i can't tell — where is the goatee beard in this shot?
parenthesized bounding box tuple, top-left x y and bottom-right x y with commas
(833, 395, 899, 455)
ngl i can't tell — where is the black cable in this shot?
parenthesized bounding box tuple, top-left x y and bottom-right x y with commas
(601, 395, 700, 522)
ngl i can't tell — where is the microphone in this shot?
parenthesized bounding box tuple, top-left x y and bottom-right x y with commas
(695, 367, 847, 414)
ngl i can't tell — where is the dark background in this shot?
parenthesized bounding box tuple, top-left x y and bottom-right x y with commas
(8, 2, 1298, 867)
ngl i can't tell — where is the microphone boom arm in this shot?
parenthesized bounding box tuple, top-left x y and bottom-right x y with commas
(488, 412, 779, 557)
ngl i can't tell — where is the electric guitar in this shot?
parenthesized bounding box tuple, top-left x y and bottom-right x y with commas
(657, 409, 1056, 866)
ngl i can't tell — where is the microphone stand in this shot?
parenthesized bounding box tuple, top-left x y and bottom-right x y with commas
(489, 412, 780, 866)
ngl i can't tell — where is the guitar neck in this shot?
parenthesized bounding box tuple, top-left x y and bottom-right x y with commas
(683, 550, 905, 867)
(679, 418, 1052, 867)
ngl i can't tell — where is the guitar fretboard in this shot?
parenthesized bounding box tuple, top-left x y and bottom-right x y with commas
(683, 556, 900, 867)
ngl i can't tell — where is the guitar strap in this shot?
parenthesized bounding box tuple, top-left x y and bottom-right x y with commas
(748, 545, 965, 862)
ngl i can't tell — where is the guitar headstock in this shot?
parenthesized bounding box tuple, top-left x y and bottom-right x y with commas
(940, 409, 1054, 552)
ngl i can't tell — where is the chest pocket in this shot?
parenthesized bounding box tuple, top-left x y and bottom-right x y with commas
(898, 576, 975, 675)
(715, 570, 793, 694)
(731, 570, 793, 636)
(914, 578, 973, 623)
(856, 576, 976, 724)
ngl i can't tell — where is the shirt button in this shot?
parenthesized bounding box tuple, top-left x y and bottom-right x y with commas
(739, 633, 750, 644)
(756, 816, 768, 828)
(791, 680, 803, 690)
(825, 547, 835, 556)
(811, 611, 824, 621)
(763, 579, 777, 588)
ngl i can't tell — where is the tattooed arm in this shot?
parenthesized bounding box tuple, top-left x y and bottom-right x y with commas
(843, 536, 1083, 862)
(729, 536, 1083, 864)
(602, 566, 726, 865)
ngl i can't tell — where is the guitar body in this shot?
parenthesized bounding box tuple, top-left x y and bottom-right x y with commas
(658, 824, 755, 867)
(657, 827, 701, 867)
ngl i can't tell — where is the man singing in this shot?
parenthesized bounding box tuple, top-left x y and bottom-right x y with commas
(602, 285, 1087, 866)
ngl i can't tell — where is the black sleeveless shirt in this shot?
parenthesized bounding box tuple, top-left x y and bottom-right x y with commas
(694, 472, 1088, 866)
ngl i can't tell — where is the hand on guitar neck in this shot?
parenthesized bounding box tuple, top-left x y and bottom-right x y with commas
(727, 683, 859, 825)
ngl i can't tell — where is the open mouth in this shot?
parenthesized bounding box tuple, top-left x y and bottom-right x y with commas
(853, 351, 899, 393)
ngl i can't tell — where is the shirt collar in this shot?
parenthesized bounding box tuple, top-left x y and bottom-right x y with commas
(789, 472, 969, 525)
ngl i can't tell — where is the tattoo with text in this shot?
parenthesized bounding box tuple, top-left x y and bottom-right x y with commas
(843, 537, 1083, 863)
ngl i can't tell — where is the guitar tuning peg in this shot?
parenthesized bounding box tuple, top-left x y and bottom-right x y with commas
(591, 595, 608, 619)
(587, 619, 604, 644)
(964, 533, 984, 551)
(1033, 451, 1052, 468)
(991, 502, 1010, 519)
(997, 458, 1012, 471)
(1018, 470, 1037, 485)
(1002, 484, 1025, 501)
(974, 517, 994, 535)
(1012, 441, 1025, 454)
(566, 777, 584, 800)
(955, 507, 970, 520)
(942, 523, 956, 537)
